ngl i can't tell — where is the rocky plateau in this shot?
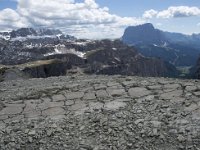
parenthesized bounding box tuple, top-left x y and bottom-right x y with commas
(0, 75, 200, 149)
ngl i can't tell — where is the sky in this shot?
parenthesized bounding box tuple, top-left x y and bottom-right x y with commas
(0, 0, 200, 39)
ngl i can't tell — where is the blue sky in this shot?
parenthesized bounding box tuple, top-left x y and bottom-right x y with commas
(0, 0, 200, 38)
(0, 0, 17, 10)
(97, 0, 200, 16)
(95, 0, 200, 35)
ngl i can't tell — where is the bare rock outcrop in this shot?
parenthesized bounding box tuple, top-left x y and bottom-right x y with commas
(0, 75, 200, 149)
(85, 40, 178, 77)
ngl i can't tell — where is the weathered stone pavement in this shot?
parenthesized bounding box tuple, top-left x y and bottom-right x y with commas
(0, 75, 200, 150)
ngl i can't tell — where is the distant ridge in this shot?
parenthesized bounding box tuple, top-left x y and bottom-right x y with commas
(0, 28, 76, 41)
(122, 23, 200, 67)
(122, 23, 167, 45)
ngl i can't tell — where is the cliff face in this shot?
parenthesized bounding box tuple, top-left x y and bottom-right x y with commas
(85, 40, 178, 77)
(22, 60, 68, 78)
(122, 23, 166, 45)
(192, 57, 200, 79)
(0, 57, 83, 81)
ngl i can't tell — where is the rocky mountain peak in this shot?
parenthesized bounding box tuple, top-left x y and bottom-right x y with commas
(122, 23, 165, 45)
(0, 28, 74, 41)
(121, 23, 200, 67)
(10, 28, 64, 38)
(138, 23, 155, 29)
(37, 28, 62, 36)
(10, 28, 37, 38)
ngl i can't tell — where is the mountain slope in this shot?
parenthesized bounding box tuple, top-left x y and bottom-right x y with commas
(0, 35, 179, 80)
(84, 40, 179, 77)
(122, 23, 200, 67)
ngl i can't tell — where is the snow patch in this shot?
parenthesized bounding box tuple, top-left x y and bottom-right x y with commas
(24, 43, 34, 49)
(162, 42, 168, 47)
(0, 34, 10, 40)
(44, 44, 85, 58)
(54, 44, 65, 54)
(10, 35, 59, 42)
(56, 34, 62, 40)
(72, 40, 92, 46)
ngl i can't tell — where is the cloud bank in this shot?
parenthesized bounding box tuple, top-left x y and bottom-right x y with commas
(143, 6, 200, 19)
(0, 0, 144, 38)
(1, 1, 199, 38)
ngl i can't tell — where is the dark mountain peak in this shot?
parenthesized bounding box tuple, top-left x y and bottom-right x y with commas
(10, 28, 63, 38)
(125, 23, 155, 33)
(37, 28, 62, 36)
(126, 23, 155, 31)
(138, 23, 154, 29)
(122, 23, 200, 46)
(122, 23, 165, 45)
(191, 33, 200, 40)
(122, 23, 200, 68)
(10, 28, 37, 38)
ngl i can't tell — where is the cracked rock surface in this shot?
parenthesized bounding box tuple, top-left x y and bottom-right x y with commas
(0, 75, 200, 150)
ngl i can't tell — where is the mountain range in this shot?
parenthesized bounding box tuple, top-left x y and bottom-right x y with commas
(122, 23, 200, 67)
(0, 28, 180, 81)
(0, 26, 200, 80)
(0, 28, 75, 41)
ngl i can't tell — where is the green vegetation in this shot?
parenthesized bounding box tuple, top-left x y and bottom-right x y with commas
(177, 66, 192, 78)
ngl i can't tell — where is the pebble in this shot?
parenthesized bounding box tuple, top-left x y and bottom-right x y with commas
(28, 130, 36, 135)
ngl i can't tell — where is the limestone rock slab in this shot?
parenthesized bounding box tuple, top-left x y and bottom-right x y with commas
(42, 107, 65, 116)
(0, 105, 23, 115)
(128, 87, 151, 98)
(65, 92, 84, 100)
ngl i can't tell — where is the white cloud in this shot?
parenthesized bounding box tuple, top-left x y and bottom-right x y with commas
(0, 0, 145, 38)
(143, 9, 158, 19)
(156, 23, 162, 26)
(157, 6, 200, 18)
(0, 8, 28, 31)
(143, 6, 200, 19)
(197, 23, 200, 26)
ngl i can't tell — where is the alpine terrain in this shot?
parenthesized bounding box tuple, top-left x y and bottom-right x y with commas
(122, 23, 200, 67)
